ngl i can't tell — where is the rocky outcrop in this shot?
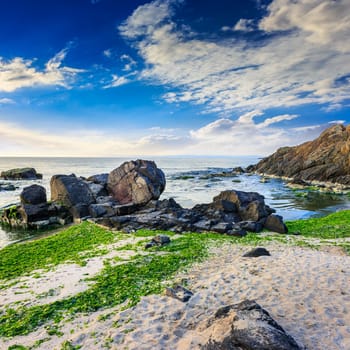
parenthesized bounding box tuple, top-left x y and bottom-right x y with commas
(1, 160, 288, 235)
(91, 189, 287, 235)
(201, 300, 302, 350)
(107, 160, 166, 205)
(248, 124, 350, 186)
(0, 167, 42, 180)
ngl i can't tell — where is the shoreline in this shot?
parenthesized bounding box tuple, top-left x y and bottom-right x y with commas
(0, 212, 350, 349)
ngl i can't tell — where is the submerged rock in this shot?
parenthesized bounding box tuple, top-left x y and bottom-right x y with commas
(0, 167, 42, 180)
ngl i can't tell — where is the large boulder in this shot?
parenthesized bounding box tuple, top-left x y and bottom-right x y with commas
(50, 174, 95, 213)
(213, 190, 273, 222)
(248, 124, 350, 186)
(20, 184, 47, 205)
(107, 159, 166, 205)
(202, 300, 302, 350)
(0, 167, 42, 180)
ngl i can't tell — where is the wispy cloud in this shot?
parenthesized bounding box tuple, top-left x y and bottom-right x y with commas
(120, 54, 137, 72)
(103, 74, 130, 88)
(0, 98, 15, 105)
(119, 0, 350, 115)
(0, 48, 84, 92)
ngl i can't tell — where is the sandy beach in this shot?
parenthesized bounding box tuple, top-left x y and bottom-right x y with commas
(1, 239, 350, 350)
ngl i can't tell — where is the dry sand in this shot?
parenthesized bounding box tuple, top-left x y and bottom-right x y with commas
(1, 241, 350, 350)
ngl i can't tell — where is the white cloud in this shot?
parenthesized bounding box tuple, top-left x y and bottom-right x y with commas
(0, 98, 15, 105)
(103, 49, 112, 58)
(233, 19, 255, 32)
(259, 0, 350, 47)
(119, 0, 350, 115)
(103, 74, 130, 88)
(188, 113, 333, 155)
(0, 48, 84, 92)
(120, 54, 137, 71)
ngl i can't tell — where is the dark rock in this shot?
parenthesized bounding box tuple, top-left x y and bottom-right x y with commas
(264, 214, 288, 234)
(152, 234, 171, 245)
(87, 183, 108, 199)
(165, 285, 193, 302)
(249, 124, 350, 186)
(87, 173, 108, 185)
(107, 159, 166, 205)
(89, 204, 107, 218)
(193, 219, 212, 231)
(20, 184, 47, 205)
(202, 300, 302, 350)
(113, 203, 140, 215)
(211, 222, 233, 233)
(50, 174, 95, 212)
(243, 247, 271, 257)
(0, 167, 42, 180)
(0, 183, 16, 191)
(237, 220, 263, 233)
(19, 203, 50, 224)
(232, 166, 245, 174)
(227, 229, 247, 237)
(70, 204, 90, 221)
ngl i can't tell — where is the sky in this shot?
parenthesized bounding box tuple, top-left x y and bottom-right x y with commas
(0, 0, 349, 157)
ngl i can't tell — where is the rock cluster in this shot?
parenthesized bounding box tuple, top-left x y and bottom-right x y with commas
(0, 167, 42, 180)
(247, 124, 350, 187)
(0, 159, 288, 234)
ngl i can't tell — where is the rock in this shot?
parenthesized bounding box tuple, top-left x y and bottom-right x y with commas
(107, 159, 166, 205)
(20, 184, 47, 205)
(152, 234, 171, 245)
(227, 229, 247, 237)
(87, 182, 108, 199)
(19, 203, 50, 223)
(165, 285, 193, 302)
(211, 222, 233, 233)
(237, 220, 263, 232)
(243, 247, 271, 257)
(0, 167, 42, 180)
(213, 190, 269, 221)
(202, 300, 302, 350)
(0, 183, 16, 191)
(264, 214, 288, 234)
(87, 173, 108, 185)
(50, 174, 95, 211)
(193, 219, 212, 231)
(70, 204, 90, 221)
(89, 204, 107, 218)
(248, 124, 350, 186)
(145, 234, 170, 249)
(231, 166, 245, 174)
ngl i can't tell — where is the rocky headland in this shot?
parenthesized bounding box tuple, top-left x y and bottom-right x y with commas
(247, 124, 350, 190)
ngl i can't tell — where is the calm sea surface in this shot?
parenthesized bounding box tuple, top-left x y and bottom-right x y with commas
(1, 156, 350, 247)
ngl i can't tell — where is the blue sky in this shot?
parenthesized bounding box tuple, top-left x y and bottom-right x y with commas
(0, 0, 349, 156)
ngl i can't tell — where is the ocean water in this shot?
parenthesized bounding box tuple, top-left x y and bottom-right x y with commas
(1, 156, 350, 247)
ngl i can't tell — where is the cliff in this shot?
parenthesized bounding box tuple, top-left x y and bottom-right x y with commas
(248, 124, 350, 185)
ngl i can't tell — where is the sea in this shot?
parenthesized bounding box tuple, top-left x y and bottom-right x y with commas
(1, 156, 350, 248)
